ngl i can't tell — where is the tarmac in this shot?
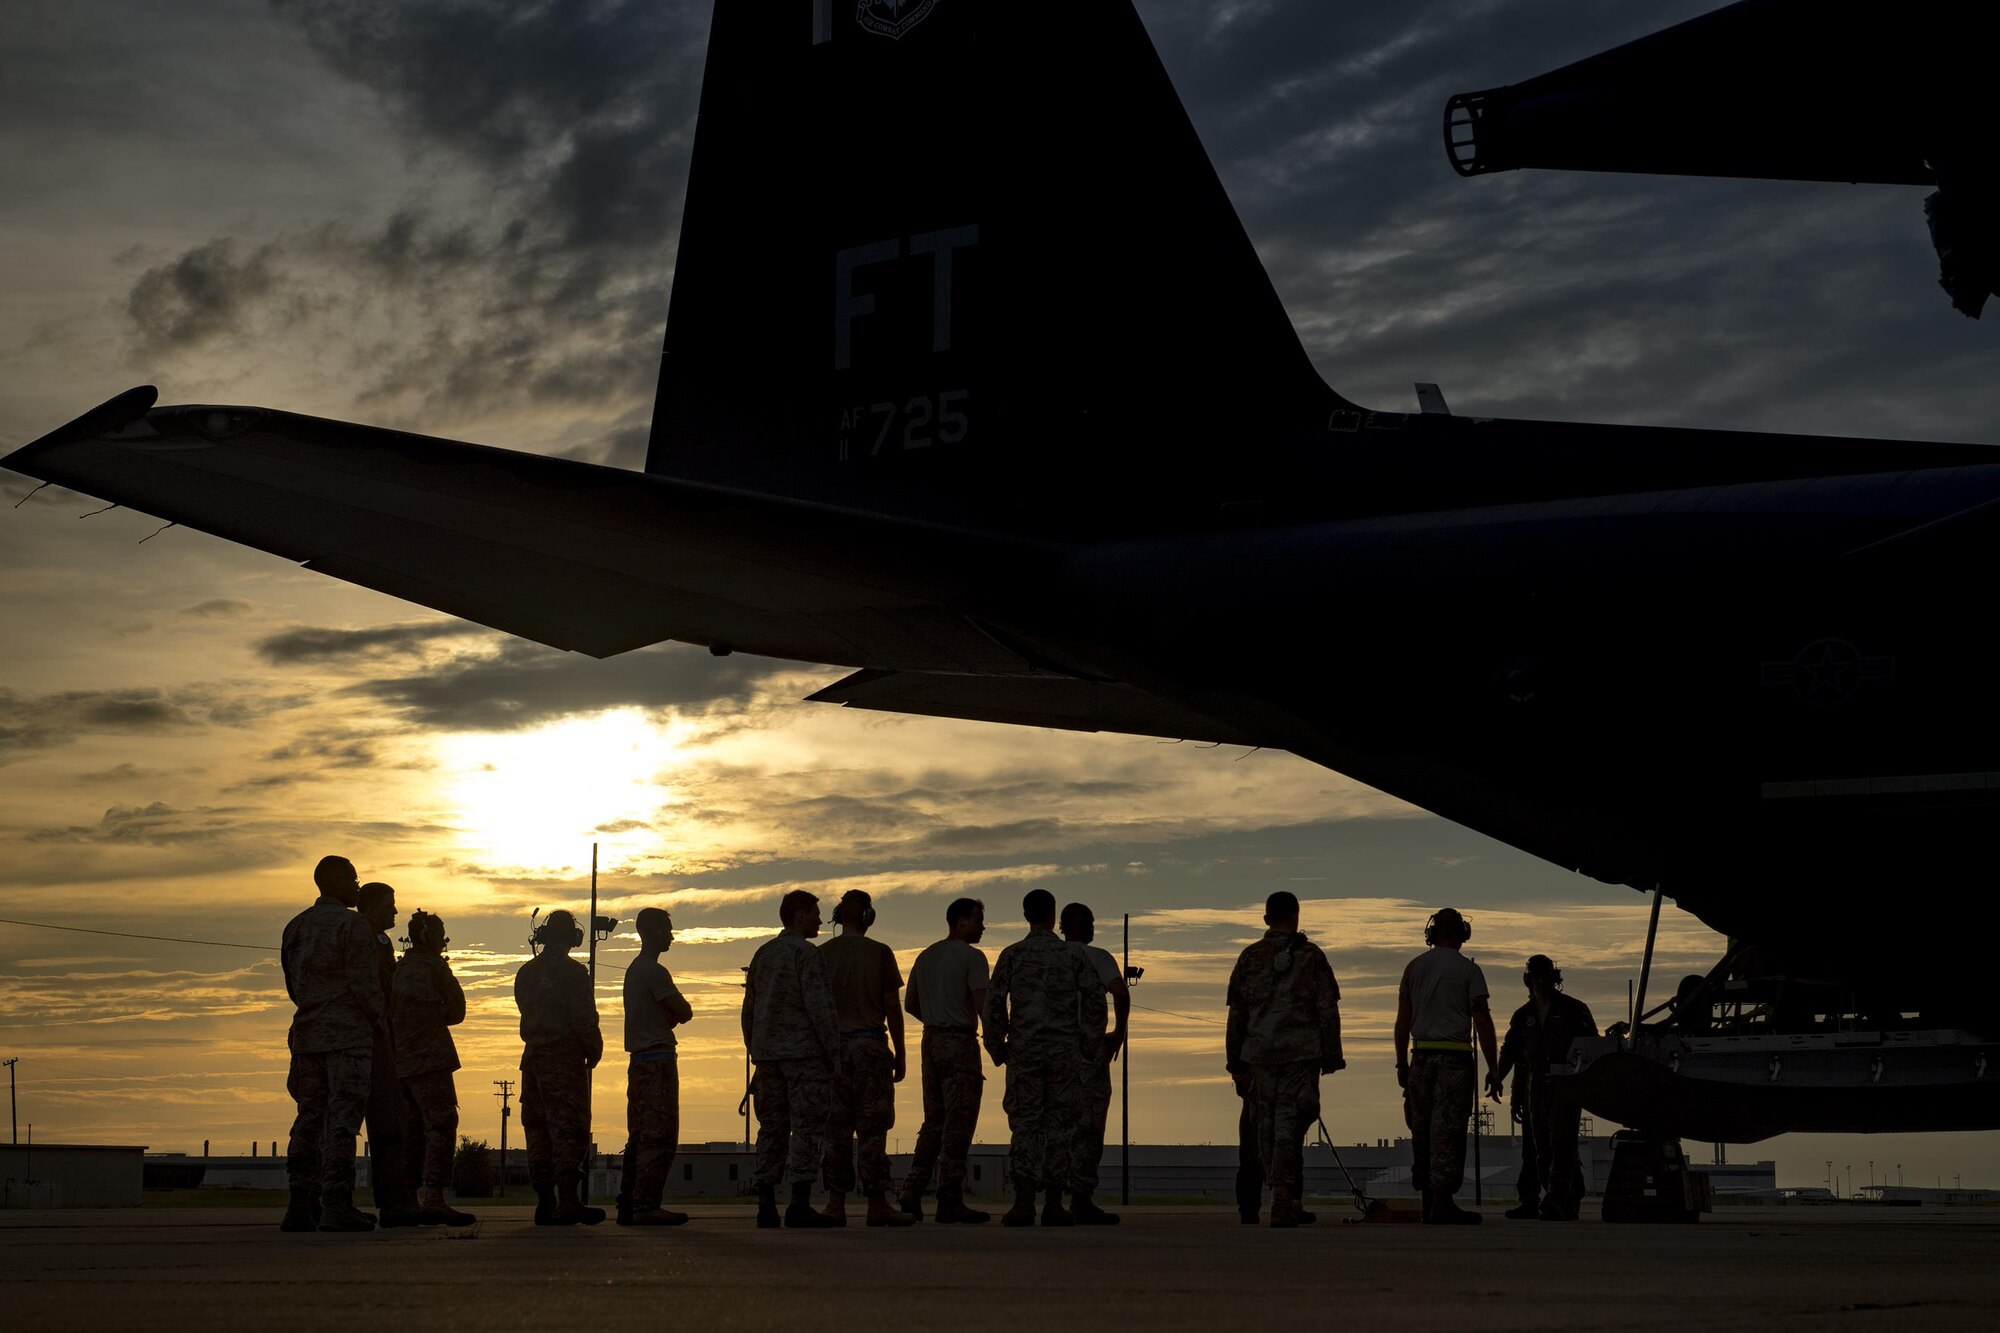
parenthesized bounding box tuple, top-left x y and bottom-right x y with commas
(3, 1202, 1997, 1331)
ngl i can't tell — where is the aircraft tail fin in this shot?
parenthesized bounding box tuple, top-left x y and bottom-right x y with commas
(647, 1, 1347, 538)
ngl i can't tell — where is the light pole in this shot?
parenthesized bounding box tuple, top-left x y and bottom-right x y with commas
(3, 1058, 15, 1144)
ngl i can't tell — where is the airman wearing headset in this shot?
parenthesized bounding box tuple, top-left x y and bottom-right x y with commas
(1393, 907, 1497, 1225)
(817, 890, 916, 1226)
(515, 909, 605, 1226)
(1489, 955, 1597, 1220)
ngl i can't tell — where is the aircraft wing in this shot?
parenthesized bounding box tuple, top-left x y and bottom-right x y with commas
(808, 668, 1261, 746)
(0, 388, 1052, 673)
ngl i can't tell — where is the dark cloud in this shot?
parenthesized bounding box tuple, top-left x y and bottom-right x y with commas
(591, 818, 651, 835)
(345, 639, 791, 731)
(261, 728, 381, 768)
(0, 687, 198, 764)
(25, 801, 238, 847)
(255, 620, 492, 665)
(272, 0, 709, 250)
(179, 599, 253, 619)
(124, 238, 279, 354)
(76, 763, 172, 784)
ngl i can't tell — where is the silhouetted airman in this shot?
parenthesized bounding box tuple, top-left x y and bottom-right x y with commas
(985, 889, 1105, 1227)
(1225, 891, 1343, 1228)
(393, 908, 474, 1227)
(279, 855, 383, 1233)
(1060, 902, 1129, 1225)
(515, 909, 604, 1226)
(617, 907, 693, 1227)
(898, 897, 992, 1225)
(742, 890, 842, 1229)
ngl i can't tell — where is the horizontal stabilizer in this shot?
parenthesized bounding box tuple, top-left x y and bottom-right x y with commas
(2, 393, 1044, 670)
(808, 669, 1261, 747)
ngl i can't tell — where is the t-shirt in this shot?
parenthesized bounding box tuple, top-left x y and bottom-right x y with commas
(1078, 943, 1121, 1031)
(1408, 940, 1488, 1040)
(623, 955, 690, 1054)
(906, 938, 990, 1030)
(1400, 947, 1490, 1046)
(818, 934, 903, 1032)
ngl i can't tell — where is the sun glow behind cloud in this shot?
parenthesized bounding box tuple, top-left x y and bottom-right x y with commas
(433, 709, 682, 872)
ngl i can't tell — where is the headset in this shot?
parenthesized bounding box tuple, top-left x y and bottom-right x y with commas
(1424, 908, 1472, 946)
(403, 909, 448, 955)
(1524, 953, 1563, 989)
(527, 908, 585, 956)
(832, 891, 876, 930)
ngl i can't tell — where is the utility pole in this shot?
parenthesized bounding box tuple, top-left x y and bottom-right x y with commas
(4, 1057, 15, 1144)
(493, 1080, 514, 1199)
(588, 842, 600, 985)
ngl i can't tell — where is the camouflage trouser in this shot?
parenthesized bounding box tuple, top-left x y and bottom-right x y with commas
(1249, 1060, 1320, 1196)
(285, 1045, 372, 1196)
(752, 1056, 833, 1188)
(363, 1034, 416, 1210)
(1001, 1040, 1082, 1191)
(521, 1053, 591, 1188)
(619, 1054, 680, 1210)
(1405, 1050, 1476, 1196)
(824, 1035, 896, 1195)
(904, 1030, 983, 1196)
(398, 1070, 459, 1191)
(1069, 1048, 1114, 1192)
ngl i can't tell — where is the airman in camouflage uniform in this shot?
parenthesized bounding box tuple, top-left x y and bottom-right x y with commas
(742, 889, 842, 1229)
(357, 882, 419, 1226)
(393, 908, 475, 1227)
(515, 909, 605, 1227)
(1060, 902, 1129, 1225)
(984, 889, 1106, 1227)
(1225, 891, 1344, 1229)
(280, 855, 384, 1233)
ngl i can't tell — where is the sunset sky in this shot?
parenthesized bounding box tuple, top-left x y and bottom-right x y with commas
(4, 0, 1997, 1192)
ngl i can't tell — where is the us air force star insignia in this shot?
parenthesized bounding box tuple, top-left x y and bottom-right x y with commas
(857, 0, 939, 40)
(1759, 638, 1895, 707)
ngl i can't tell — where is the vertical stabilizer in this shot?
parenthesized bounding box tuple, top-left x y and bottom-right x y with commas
(648, 1, 1346, 537)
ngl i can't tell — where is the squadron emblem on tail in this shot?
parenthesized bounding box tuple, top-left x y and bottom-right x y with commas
(857, 0, 939, 41)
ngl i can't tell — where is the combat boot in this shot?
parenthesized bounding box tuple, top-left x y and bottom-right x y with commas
(1504, 1199, 1540, 1220)
(632, 1206, 690, 1226)
(1040, 1187, 1074, 1227)
(317, 1189, 376, 1232)
(1070, 1192, 1120, 1226)
(785, 1181, 840, 1228)
(279, 1185, 319, 1233)
(417, 1185, 476, 1227)
(820, 1190, 849, 1225)
(1001, 1181, 1038, 1227)
(552, 1175, 606, 1225)
(933, 1187, 989, 1225)
(755, 1183, 781, 1229)
(1269, 1188, 1300, 1229)
(896, 1188, 924, 1222)
(533, 1183, 558, 1225)
(377, 1193, 425, 1229)
(865, 1192, 917, 1227)
(1424, 1195, 1482, 1225)
(615, 1188, 634, 1226)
